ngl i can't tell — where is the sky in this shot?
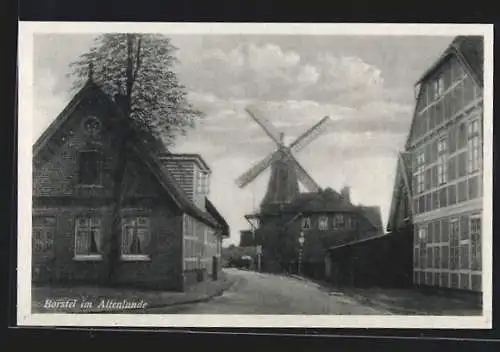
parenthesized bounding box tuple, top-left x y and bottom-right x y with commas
(32, 33, 454, 246)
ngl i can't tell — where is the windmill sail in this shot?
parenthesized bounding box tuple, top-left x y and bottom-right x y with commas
(286, 152, 321, 192)
(235, 150, 281, 188)
(289, 116, 331, 153)
(245, 108, 283, 146)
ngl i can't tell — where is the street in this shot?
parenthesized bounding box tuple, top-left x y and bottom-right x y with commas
(145, 268, 390, 314)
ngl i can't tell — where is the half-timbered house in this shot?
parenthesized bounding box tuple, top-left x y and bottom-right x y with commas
(388, 35, 484, 293)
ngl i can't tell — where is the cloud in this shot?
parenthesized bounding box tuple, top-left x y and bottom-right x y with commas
(180, 42, 390, 106)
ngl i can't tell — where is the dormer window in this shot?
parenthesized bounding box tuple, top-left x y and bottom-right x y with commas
(78, 150, 102, 186)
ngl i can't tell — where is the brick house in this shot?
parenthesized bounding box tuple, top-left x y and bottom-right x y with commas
(388, 36, 484, 293)
(244, 187, 384, 278)
(32, 78, 229, 291)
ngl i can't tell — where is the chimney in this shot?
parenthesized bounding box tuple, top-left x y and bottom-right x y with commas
(341, 186, 351, 203)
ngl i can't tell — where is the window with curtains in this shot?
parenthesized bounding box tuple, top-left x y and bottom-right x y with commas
(318, 216, 328, 231)
(74, 216, 101, 258)
(121, 216, 150, 259)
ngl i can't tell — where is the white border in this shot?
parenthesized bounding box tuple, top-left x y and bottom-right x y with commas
(17, 22, 493, 329)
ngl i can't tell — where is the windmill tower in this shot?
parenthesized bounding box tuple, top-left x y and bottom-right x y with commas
(235, 107, 331, 228)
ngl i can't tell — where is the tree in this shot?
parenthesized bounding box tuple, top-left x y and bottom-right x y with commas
(69, 33, 204, 281)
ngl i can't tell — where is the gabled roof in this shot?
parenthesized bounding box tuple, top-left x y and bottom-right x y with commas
(34, 80, 103, 157)
(386, 152, 412, 232)
(359, 206, 383, 231)
(406, 35, 484, 149)
(205, 198, 230, 238)
(416, 35, 484, 88)
(33, 79, 218, 228)
(257, 188, 382, 232)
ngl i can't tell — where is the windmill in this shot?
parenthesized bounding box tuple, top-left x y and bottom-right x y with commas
(235, 106, 332, 223)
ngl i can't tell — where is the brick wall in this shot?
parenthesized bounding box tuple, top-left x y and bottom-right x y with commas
(32, 92, 186, 291)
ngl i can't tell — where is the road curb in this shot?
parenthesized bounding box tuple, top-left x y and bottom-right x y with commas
(63, 279, 237, 314)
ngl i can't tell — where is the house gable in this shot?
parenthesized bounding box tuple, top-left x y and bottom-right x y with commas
(32, 81, 182, 208)
(406, 37, 484, 148)
(33, 82, 123, 198)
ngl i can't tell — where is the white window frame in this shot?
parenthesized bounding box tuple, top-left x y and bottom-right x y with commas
(470, 214, 481, 271)
(437, 136, 448, 185)
(449, 218, 460, 270)
(74, 215, 102, 261)
(121, 215, 151, 261)
(418, 226, 427, 241)
(318, 216, 328, 231)
(433, 75, 445, 100)
(467, 118, 481, 173)
(415, 150, 426, 194)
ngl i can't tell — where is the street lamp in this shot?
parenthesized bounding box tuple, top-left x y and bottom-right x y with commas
(298, 232, 305, 276)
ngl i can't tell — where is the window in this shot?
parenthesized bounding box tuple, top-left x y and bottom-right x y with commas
(447, 156, 457, 181)
(458, 180, 467, 203)
(75, 216, 101, 259)
(332, 214, 345, 229)
(413, 247, 419, 268)
(432, 191, 439, 209)
(415, 150, 426, 194)
(318, 216, 328, 231)
(196, 170, 210, 195)
(439, 187, 447, 208)
(449, 219, 460, 270)
(463, 75, 475, 105)
(457, 152, 467, 178)
(460, 244, 470, 270)
(418, 226, 427, 242)
(448, 184, 457, 205)
(78, 150, 102, 185)
(301, 217, 311, 230)
(427, 246, 433, 268)
(468, 118, 481, 173)
(433, 221, 441, 243)
(441, 245, 449, 269)
(470, 216, 481, 270)
(33, 216, 56, 254)
(437, 137, 447, 185)
(469, 176, 479, 199)
(457, 123, 467, 149)
(433, 75, 445, 100)
(428, 220, 434, 244)
(434, 246, 440, 269)
(121, 216, 150, 259)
